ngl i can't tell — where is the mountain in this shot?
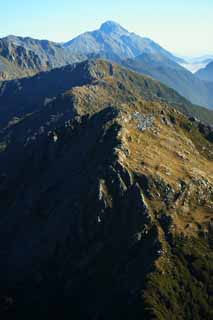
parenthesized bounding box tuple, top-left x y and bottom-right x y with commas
(0, 60, 213, 319)
(196, 61, 213, 82)
(64, 21, 182, 64)
(0, 59, 212, 139)
(1, 21, 213, 109)
(0, 35, 81, 80)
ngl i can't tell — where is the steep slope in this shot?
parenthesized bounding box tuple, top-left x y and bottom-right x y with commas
(0, 60, 212, 319)
(123, 53, 213, 109)
(196, 61, 213, 82)
(0, 35, 81, 80)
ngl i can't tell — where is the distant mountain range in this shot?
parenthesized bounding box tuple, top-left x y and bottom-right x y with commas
(0, 21, 213, 109)
(179, 55, 213, 73)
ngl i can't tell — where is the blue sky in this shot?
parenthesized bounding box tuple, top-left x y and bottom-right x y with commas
(1, 0, 212, 56)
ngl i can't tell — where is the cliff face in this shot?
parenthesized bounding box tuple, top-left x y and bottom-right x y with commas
(0, 60, 212, 319)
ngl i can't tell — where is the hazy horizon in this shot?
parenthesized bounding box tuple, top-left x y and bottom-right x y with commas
(1, 0, 212, 56)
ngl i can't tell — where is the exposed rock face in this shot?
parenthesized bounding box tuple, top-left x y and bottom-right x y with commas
(0, 35, 81, 80)
(0, 60, 212, 319)
(0, 40, 45, 70)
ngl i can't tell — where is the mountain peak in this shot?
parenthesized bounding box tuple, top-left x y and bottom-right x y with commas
(99, 21, 129, 34)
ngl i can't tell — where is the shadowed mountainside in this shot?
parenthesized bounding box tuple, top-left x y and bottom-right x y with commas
(0, 60, 212, 319)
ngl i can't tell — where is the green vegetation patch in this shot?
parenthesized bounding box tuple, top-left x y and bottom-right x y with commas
(143, 236, 213, 320)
